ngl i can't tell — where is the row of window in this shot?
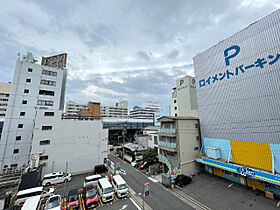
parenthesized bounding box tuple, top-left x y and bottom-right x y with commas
(0, 108, 6, 111)
(0, 98, 8, 101)
(27, 67, 57, 77)
(40, 79, 56, 86)
(37, 100, 54, 106)
(0, 103, 8, 106)
(42, 69, 57, 77)
(23, 89, 55, 96)
(0, 93, 9, 97)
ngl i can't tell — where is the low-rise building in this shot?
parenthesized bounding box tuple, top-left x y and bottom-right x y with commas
(143, 126, 159, 151)
(157, 116, 201, 176)
(0, 82, 11, 118)
(65, 101, 87, 116)
(31, 109, 108, 176)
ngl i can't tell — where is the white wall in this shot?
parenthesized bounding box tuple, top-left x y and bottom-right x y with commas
(31, 110, 108, 176)
(0, 53, 67, 169)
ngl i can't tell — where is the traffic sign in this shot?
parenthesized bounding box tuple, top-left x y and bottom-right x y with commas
(144, 183, 149, 197)
(116, 162, 120, 171)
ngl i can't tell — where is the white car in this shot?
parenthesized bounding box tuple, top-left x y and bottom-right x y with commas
(42, 171, 71, 186)
(15, 186, 54, 206)
(44, 195, 61, 210)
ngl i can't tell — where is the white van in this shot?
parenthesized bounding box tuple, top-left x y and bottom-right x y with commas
(83, 174, 102, 188)
(112, 175, 128, 198)
(21, 196, 41, 210)
(15, 186, 54, 206)
(97, 178, 114, 203)
(42, 171, 71, 186)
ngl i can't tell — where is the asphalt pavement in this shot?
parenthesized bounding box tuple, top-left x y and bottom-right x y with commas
(109, 154, 194, 210)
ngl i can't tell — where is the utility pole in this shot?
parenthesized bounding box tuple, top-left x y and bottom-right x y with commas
(122, 129, 126, 160)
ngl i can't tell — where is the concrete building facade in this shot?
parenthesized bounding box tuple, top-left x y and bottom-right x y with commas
(0, 82, 11, 118)
(31, 110, 108, 176)
(65, 101, 87, 116)
(101, 100, 128, 118)
(194, 9, 280, 197)
(143, 126, 159, 151)
(157, 116, 200, 176)
(0, 52, 67, 169)
(130, 101, 160, 120)
(170, 76, 198, 117)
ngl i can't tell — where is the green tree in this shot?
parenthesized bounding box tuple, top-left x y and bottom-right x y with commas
(142, 148, 157, 162)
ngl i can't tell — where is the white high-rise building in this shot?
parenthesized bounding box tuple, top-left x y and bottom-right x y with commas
(0, 52, 67, 169)
(0, 82, 11, 118)
(101, 100, 128, 118)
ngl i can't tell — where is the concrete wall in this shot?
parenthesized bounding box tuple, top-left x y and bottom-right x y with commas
(177, 119, 201, 176)
(31, 110, 108, 176)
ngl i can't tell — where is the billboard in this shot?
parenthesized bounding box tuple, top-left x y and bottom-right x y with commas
(41, 53, 67, 69)
(193, 9, 280, 144)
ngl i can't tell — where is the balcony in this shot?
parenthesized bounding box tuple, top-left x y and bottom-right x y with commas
(158, 141, 177, 149)
(158, 128, 176, 135)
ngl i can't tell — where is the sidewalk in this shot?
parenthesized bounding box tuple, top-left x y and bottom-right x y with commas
(176, 172, 278, 210)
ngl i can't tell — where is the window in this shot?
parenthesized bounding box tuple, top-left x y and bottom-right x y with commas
(26, 78, 31, 83)
(40, 79, 56, 86)
(40, 140, 50, 145)
(175, 113, 177, 117)
(174, 107, 177, 110)
(174, 100, 176, 103)
(42, 126, 52, 131)
(20, 112, 25, 116)
(39, 90, 55, 96)
(16, 136, 21, 141)
(18, 124, 23, 128)
(24, 89, 29, 93)
(196, 136, 200, 141)
(42, 69, 57, 77)
(44, 112, 54, 116)
(40, 155, 48, 160)
(154, 136, 158, 144)
(28, 68, 33, 72)
(13, 149, 19, 154)
(3, 165, 8, 168)
(195, 124, 198, 128)
(37, 100, 54, 106)
(194, 147, 199, 151)
(22, 100, 27, 104)
(10, 164, 18, 168)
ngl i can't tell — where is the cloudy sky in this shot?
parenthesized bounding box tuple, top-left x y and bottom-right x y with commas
(0, 0, 279, 110)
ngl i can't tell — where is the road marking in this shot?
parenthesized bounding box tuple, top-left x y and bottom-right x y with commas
(130, 198, 142, 210)
(148, 177, 159, 183)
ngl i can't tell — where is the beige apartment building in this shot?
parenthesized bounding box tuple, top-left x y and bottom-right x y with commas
(158, 116, 201, 176)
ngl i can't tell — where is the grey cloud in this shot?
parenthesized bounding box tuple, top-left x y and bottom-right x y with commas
(167, 49, 180, 59)
(136, 51, 151, 62)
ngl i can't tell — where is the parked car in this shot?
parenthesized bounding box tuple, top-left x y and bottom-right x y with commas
(94, 164, 108, 174)
(83, 184, 98, 209)
(112, 175, 128, 198)
(67, 189, 79, 210)
(174, 174, 192, 187)
(42, 171, 72, 186)
(44, 195, 61, 210)
(15, 186, 54, 206)
(83, 174, 103, 188)
(139, 161, 153, 170)
(131, 160, 142, 168)
(97, 178, 114, 203)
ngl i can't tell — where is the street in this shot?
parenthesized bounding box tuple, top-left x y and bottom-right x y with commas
(109, 154, 194, 210)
